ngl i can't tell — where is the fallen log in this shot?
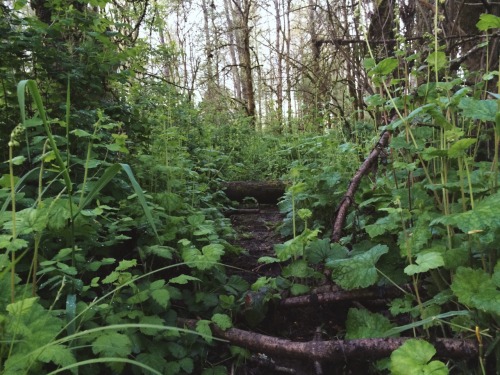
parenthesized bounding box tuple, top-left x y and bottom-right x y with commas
(180, 318, 478, 362)
(331, 130, 391, 243)
(223, 181, 286, 204)
(279, 285, 406, 308)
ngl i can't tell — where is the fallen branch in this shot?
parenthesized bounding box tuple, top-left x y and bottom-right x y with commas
(279, 285, 406, 308)
(180, 319, 478, 362)
(331, 130, 391, 243)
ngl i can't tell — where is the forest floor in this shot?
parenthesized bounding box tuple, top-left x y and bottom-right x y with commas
(223, 197, 357, 374)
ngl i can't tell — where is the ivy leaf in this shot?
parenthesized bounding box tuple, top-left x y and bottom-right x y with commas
(92, 332, 132, 357)
(212, 313, 232, 331)
(404, 252, 444, 276)
(345, 308, 396, 339)
(326, 244, 388, 290)
(390, 339, 448, 375)
(196, 320, 213, 343)
(451, 267, 500, 315)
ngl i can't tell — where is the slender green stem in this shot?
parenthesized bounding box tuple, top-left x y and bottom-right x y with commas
(8, 144, 17, 304)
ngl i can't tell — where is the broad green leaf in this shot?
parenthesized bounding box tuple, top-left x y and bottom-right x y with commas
(179, 357, 194, 373)
(404, 252, 444, 276)
(390, 339, 448, 375)
(115, 259, 137, 271)
(451, 267, 500, 315)
(151, 288, 170, 308)
(10, 155, 26, 165)
(169, 274, 201, 284)
(92, 332, 132, 357)
(476, 13, 500, 30)
(431, 192, 500, 233)
(493, 261, 500, 288)
(370, 57, 399, 76)
(282, 260, 313, 278)
(37, 344, 76, 371)
(345, 308, 396, 339)
(290, 283, 310, 296)
(212, 313, 232, 331)
(6, 297, 38, 315)
(426, 51, 447, 72)
(196, 320, 212, 343)
(306, 239, 348, 264)
(146, 245, 174, 259)
(150, 279, 166, 289)
(458, 97, 497, 122)
(139, 315, 165, 335)
(71, 129, 92, 137)
(327, 244, 388, 289)
(136, 353, 167, 374)
(202, 243, 224, 260)
(47, 199, 72, 230)
(447, 138, 476, 158)
(187, 214, 205, 226)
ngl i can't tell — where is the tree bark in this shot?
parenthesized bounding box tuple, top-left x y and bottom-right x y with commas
(279, 285, 405, 308)
(233, 0, 256, 126)
(331, 130, 391, 242)
(224, 0, 243, 101)
(274, 0, 284, 131)
(180, 318, 478, 362)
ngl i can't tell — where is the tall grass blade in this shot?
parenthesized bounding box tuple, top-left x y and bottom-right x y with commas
(382, 310, 470, 337)
(17, 80, 72, 190)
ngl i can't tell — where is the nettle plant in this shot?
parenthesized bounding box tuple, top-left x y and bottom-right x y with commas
(261, 13, 500, 374)
(0, 81, 239, 374)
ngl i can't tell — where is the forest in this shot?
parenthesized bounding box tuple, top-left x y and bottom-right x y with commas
(0, 0, 499, 374)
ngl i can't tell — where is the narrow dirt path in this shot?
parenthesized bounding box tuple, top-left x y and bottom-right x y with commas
(226, 203, 284, 283)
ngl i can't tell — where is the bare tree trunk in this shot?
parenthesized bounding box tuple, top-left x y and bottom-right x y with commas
(201, 0, 214, 95)
(274, 0, 284, 131)
(233, 0, 256, 127)
(224, 0, 242, 101)
(284, 0, 292, 132)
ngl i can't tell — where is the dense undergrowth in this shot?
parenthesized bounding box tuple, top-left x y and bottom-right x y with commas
(1, 2, 499, 375)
